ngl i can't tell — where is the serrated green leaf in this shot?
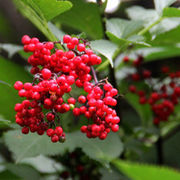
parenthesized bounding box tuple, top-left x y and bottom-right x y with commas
(163, 7, 180, 17)
(0, 44, 23, 58)
(33, 0, 72, 21)
(154, 0, 176, 15)
(0, 56, 32, 121)
(113, 159, 180, 180)
(55, 0, 103, 39)
(91, 40, 118, 67)
(106, 18, 144, 40)
(4, 130, 123, 163)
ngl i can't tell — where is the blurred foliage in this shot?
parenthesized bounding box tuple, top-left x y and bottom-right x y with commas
(0, 0, 180, 179)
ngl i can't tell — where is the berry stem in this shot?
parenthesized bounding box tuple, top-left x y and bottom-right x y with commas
(91, 66, 98, 84)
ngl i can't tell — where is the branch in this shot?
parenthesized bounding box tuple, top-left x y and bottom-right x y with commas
(91, 66, 98, 84)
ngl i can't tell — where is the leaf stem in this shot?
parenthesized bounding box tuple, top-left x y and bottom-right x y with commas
(138, 17, 164, 36)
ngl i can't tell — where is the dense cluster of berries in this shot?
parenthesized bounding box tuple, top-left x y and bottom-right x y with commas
(122, 56, 180, 125)
(14, 34, 120, 143)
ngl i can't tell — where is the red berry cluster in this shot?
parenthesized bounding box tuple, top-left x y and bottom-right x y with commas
(122, 56, 180, 125)
(14, 34, 120, 143)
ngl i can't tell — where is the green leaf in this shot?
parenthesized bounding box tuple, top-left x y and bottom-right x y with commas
(4, 130, 123, 163)
(151, 25, 180, 45)
(125, 93, 152, 125)
(0, 117, 11, 126)
(113, 159, 180, 180)
(164, 131, 180, 168)
(135, 46, 180, 61)
(33, 0, 72, 21)
(126, 6, 158, 26)
(13, 0, 60, 42)
(0, 56, 32, 121)
(154, 0, 176, 15)
(54, 0, 103, 39)
(106, 18, 144, 40)
(163, 7, 180, 17)
(91, 40, 118, 67)
(0, 44, 23, 58)
(47, 22, 65, 40)
(5, 163, 40, 180)
(0, 170, 21, 180)
(21, 155, 64, 173)
(150, 18, 180, 37)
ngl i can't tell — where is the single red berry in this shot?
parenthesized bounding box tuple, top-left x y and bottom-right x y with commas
(77, 43, 85, 52)
(63, 35, 71, 43)
(78, 95, 86, 104)
(42, 68, 52, 80)
(14, 81, 23, 90)
(22, 127, 29, 134)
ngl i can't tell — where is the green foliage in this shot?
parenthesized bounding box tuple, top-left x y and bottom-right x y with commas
(34, 0, 72, 21)
(125, 93, 152, 125)
(0, 44, 23, 58)
(154, 0, 176, 14)
(113, 159, 180, 180)
(13, 0, 71, 43)
(106, 18, 144, 45)
(126, 6, 158, 26)
(21, 155, 64, 173)
(54, 0, 103, 39)
(5, 163, 40, 180)
(0, 56, 31, 121)
(4, 130, 123, 163)
(163, 7, 180, 17)
(91, 40, 118, 67)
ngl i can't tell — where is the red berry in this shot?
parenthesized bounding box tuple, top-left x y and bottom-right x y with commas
(14, 81, 23, 90)
(42, 68, 51, 80)
(77, 43, 85, 52)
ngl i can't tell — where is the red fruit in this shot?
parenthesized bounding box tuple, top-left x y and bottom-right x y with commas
(46, 113, 55, 121)
(68, 97, 76, 104)
(81, 125, 87, 133)
(21, 35, 31, 44)
(14, 81, 23, 90)
(46, 129, 54, 137)
(123, 56, 129, 62)
(54, 126, 63, 136)
(22, 127, 29, 134)
(63, 35, 71, 43)
(111, 124, 119, 132)
(129, 85, 136, 93)
(78, 95, 86, 104)
(77, 43, 85, 52)
(51, 135, 59, 143)
(42, 68, 51, 80)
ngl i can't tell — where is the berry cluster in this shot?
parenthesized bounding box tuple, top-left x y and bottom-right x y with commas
(122, 56, 180, 124)
(14, 35, 120, 143)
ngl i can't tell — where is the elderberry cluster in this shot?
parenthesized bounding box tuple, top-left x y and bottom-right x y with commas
(122, 56, 180, 125)
(14, 35, 120, 143)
